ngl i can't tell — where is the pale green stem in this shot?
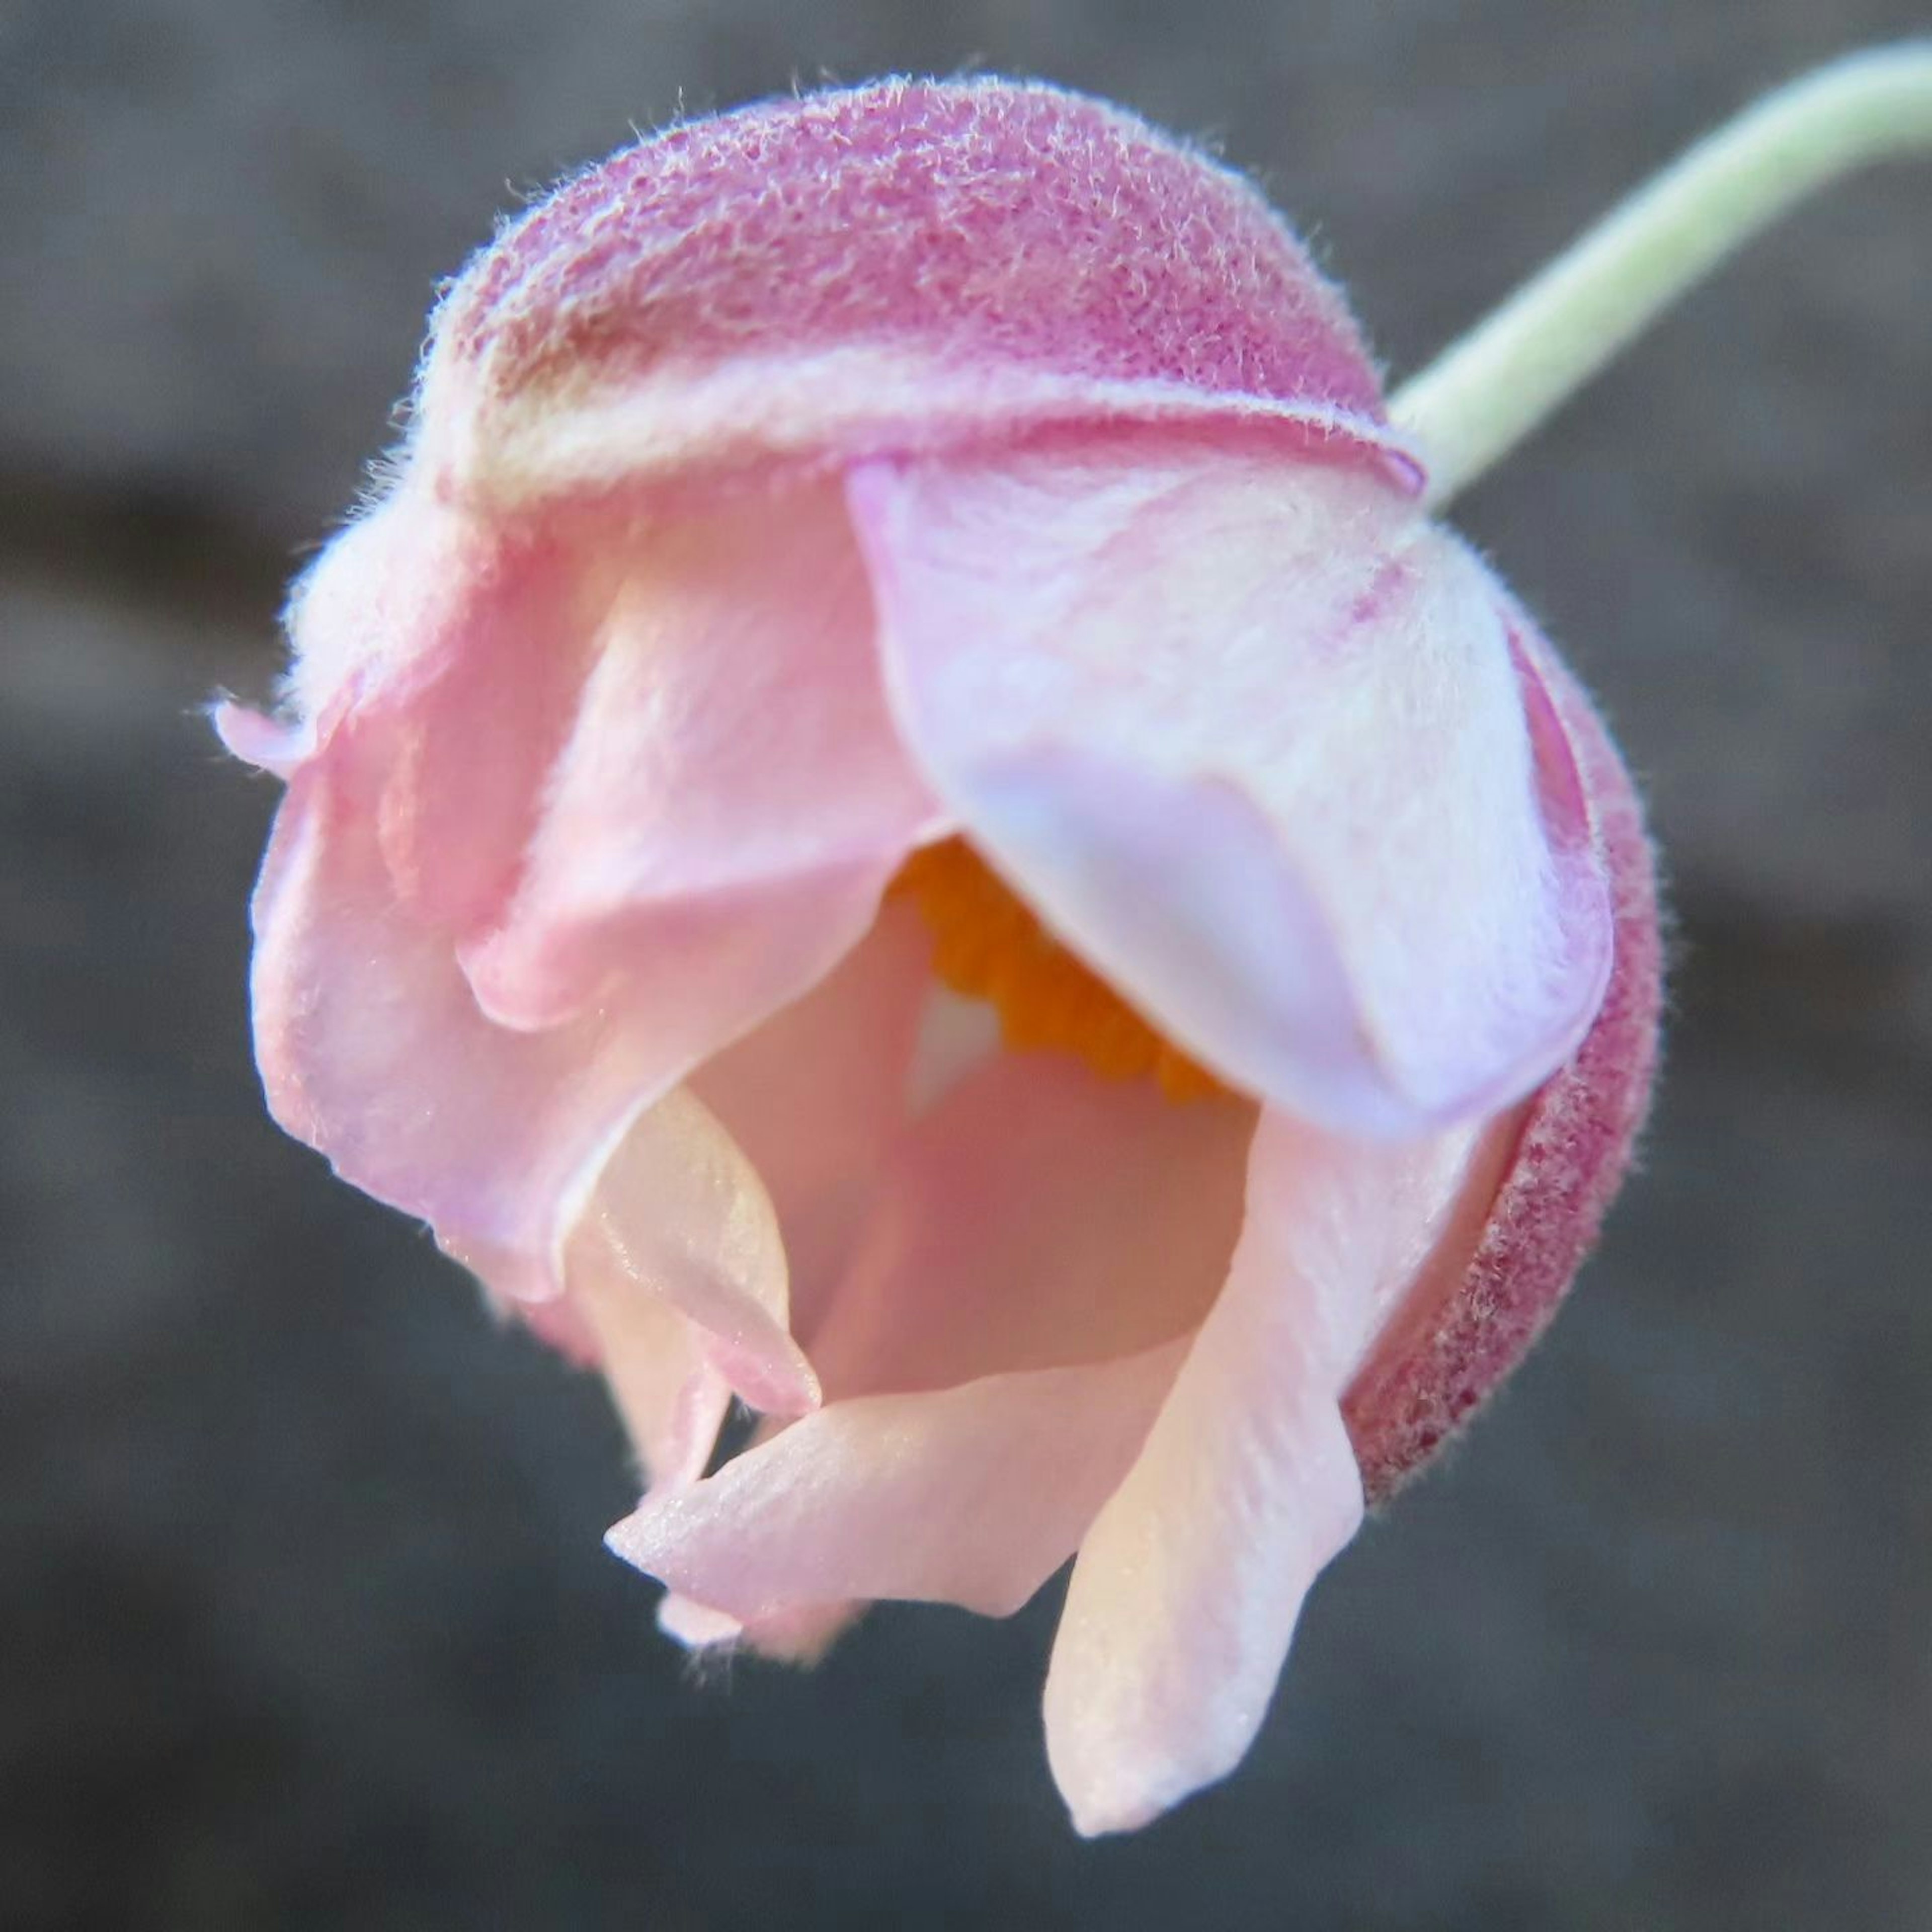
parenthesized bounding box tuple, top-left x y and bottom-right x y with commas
(1389, 43, 1932, 512)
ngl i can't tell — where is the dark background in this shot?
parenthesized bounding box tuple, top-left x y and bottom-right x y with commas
(4, 3, 1929, 1925)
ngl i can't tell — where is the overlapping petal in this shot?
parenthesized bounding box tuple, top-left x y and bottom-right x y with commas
(1043, 1111, 1488, 1834)
(690, 900, 935, 1337)
(568, 1087, 815, 1420)
(239, 481, 938, 1311)
(607, 1341, 1184, 1625)
(561, 1268, 731, 1492)
(421, 82, 1399, 510)
(459, 482, 942, 1030)
(852, 434, 1613, 1139)
(806, 1052, 1252, 1398)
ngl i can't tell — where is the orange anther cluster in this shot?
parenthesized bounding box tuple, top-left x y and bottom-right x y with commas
(889, 839, 1223, 1103)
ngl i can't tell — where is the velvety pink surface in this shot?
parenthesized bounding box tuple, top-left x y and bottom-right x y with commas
(439, 79, 1384, 426)
(1342, 623, 1663, 1499)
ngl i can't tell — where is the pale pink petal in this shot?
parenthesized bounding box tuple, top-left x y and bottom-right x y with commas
(570, 1087, 817, 1421)
(459, 481, 941, 1031)
(691, 900, 934, 1338)
(501, 1081, 820, 1477)
(244, 472, 940, 1310)
(1043, 1110, 1488, 1835)
(657, 1417, 870, 1661)
(251, 486, 598, 942)
(250, 726, 893, 1310)
(1344, 614, 1665, 1493)
(657, 1594, 862, 1665)
(641, 1042, 1248, 1641)
(607, 1341, 1185, 1624)
(807, 1053, 1254, 1399)
(510, 1290, 601, 1368)
(421, 83, 1402, 510)
(213, 699, 311, 778)
(565, 1270, 731, 1491)
(852, 438, 1613, 1137)
(277, 482, 476, 731)
(656, 1594, 746, 1649)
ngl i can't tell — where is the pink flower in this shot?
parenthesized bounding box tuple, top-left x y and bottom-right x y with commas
(220, 79, 1661, 1833)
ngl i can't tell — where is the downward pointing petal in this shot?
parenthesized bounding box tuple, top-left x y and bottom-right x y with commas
(658, 1593, 863, 1665)
(564, 1279, 733, 1491)
(575, 1088, 818, 1417)
(1043, 1111, 1485, 1834)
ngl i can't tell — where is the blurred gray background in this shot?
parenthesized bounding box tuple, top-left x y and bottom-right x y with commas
(4, 3, 1928, 1926)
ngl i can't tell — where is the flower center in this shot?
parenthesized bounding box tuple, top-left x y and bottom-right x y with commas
(889, 839, 1223, 1102)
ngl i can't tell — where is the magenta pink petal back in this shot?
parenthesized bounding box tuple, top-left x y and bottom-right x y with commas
(417, 80, 1413, 505)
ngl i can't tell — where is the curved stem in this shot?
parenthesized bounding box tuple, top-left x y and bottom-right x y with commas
(1390, 43, 1932, 511)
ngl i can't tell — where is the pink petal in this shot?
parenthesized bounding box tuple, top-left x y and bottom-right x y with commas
(420, 83, 1403, 510)
(251, 726, 884, 1310)
(1042, 1110, 1490, 1835)
(561, 1269, 731, 1491)
(474, 1089, 818, 1484)
(1344, 612, 1666, 1493)
(458, 481, 941, 1031)
(657, 1422, 870, 1660)
(246, 477, 939, 1310)
(213, 698, 311, 777)
(515, 1268, 735, 1497)
(220, 487, 586, 903)
(638, 1052, 1242, 1653)
(851, 438, 1613, 1137)
(690, 899, 934, 1339)
(807, 1053, 1254, 1400)
(656, 1595, 746, 1649)
(606, 1341, 1185, 1624)
(659, 1596, 862, 1666)
(568, 1087, 817, 1421)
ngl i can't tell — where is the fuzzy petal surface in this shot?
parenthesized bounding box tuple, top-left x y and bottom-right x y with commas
(421, 81, 1400, 509)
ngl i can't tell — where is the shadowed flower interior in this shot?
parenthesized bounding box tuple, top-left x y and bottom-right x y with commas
(219, 76, 1662, 1837)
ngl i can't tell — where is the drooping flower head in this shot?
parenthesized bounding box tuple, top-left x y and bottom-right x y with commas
(221, 79, 1661, 1834)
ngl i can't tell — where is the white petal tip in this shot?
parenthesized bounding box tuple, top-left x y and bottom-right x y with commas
(657, 1592, 745, 1649)
(1054, 1756, 1198, 1839)
(212, 698, 311, 775)
(707, 1338, 822, 1420)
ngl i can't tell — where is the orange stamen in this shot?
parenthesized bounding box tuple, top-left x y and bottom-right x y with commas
(888, 839, 1224, 1103)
